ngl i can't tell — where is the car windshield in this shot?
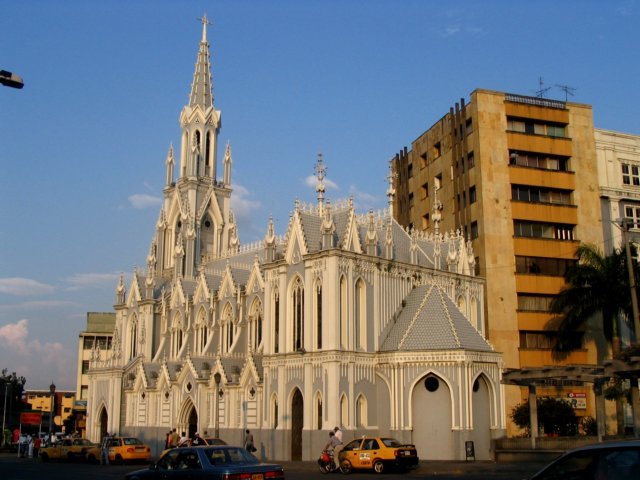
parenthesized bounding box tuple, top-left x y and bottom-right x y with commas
(381, 438, 403, 448)
(123, 438, 143, 445)
(205, 447, 260, 466)
(74, 439, 92, 446)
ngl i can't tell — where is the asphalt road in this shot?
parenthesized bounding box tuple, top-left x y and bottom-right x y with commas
(0, 453, 549, 480)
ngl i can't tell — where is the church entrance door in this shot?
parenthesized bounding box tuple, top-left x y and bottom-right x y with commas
(291, 389, 303, 460)
(99, 407, 108, 439)
(187, 405, 198, 439)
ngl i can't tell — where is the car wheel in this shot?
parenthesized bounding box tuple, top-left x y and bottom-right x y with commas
(114, 454, 123, 465)
(373, 460, 384, 474)
(87, 453, 97, 464)
(340, 459, 352, 474)
(40, 453, 49, 463)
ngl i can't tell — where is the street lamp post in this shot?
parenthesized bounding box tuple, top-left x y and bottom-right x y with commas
(49, 382, 56, 437)
(213, 373, 221, 438)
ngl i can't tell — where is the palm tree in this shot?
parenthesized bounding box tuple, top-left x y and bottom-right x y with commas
(548, 243, 633, 435)
(548, 243, 631, 361)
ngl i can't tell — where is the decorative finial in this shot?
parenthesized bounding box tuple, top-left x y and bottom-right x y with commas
(315, 152, 327, 214)
(198, 14, 213, 43)
(386, 161, 398, 216)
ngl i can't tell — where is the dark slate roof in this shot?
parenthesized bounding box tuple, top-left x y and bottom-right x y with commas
(142, 363, 161, 388)
(380, 284, 491, 352)
(298, 211, 322, 252)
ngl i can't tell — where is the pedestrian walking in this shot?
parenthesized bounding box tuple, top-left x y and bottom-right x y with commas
(100, 432, 110, 465)
(33, 436, 41, 459)
(165, 430, 172, 449)
(243, 429, 256, 452)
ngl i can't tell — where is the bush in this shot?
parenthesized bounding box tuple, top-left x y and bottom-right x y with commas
(510, 396, 579, 436)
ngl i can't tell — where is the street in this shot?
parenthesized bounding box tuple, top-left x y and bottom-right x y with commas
(0, 453, 548, 480)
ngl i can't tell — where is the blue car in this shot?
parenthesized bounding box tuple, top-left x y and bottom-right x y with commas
(124, 445, 285, 480)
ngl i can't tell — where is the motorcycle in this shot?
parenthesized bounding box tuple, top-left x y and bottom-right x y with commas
(318, 450, 339, 473)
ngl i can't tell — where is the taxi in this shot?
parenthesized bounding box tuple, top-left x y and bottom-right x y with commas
(338, 436, 419, 474)
(39, 438, 101, 462)
(107, 436, 152, 464)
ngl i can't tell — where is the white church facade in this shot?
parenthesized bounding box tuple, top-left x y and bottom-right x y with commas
(86, 18, 506, 461)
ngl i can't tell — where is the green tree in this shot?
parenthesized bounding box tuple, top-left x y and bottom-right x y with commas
(510, 397, 579, 436)
(547, 244, 632, 361)
(1, 369, 27, 446)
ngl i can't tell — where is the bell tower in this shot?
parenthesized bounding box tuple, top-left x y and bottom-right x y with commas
(154, 15, 235, 280)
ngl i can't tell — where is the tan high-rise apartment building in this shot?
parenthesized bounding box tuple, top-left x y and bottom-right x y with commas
(392, 89, 603, 433)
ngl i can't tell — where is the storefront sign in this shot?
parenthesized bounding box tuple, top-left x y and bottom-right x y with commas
(567, 392, 587, 409)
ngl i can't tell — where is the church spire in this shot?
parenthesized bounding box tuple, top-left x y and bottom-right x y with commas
(189, 14, 214, 109)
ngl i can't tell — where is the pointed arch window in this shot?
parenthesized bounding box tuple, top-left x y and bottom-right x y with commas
(250, 299, 263, 351)
(315, 282, 322, 349)
(339, 276, 348, 349)
(222, 304, 234, 353)
(356, 394, 368, 428)
(205, 132, 212, 176)
(172, 313, 184, 359)
(355, 278, 366, 350)
(195, 308, 208, 354)
(314, 392, 323, 430)
(292, 277, 304, 351)
(129, 315, 138, 360)
(273, 290, 280, 353)
(340, 394, 348, 428)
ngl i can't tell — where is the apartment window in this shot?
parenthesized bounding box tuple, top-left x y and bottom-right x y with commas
(467, 151, 475, 168)
(624, 205, 640, 229)
(515, 256, 575, 276)
(622, 163, 640, 186)
(421, 213, 429, 230)
(408, 192, 414, 208)
(465, 118, 473, 135)
(513, 220, 575, 240)
(433, 142, 442, 158)
(509, 150, 569, 171)
(511, 185, 571, 205)
(520, 331, 555, 349)
(469, 186, 477, 204)
(517, 294, 554, 312)
(421, 182, 429, 199)
(408, 163, 413, 178)
(420, 152, 427, 169)
(83, 337, 94, 349)
(82, 360, 90, 374)
(507, 117, 566, 138)
(474, 256, 480, 276)
(470, 221, 478, 239)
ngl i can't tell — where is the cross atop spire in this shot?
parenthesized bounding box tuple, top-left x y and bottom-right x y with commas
(189, 14, 214, 108)
(198, 14, 213, 43)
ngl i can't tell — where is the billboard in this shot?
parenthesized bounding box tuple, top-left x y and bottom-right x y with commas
(19, 411, 42, 425)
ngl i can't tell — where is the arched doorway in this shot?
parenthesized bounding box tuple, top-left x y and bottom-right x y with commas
(187, 405, 198, 439)
(471, 375, 491, 460)
(291, 389, 303, 460)
(99, 407, 108, 439)
(411, 374, 453, 459)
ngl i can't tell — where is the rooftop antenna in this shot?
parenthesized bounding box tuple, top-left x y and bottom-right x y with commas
(535, 77, 551, 98)
(556, 84, 576, 102)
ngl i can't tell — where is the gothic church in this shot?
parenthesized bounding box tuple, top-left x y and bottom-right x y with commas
(86, 18, 506, 461)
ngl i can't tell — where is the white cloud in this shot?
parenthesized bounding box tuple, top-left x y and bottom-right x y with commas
(304, 175, 339, 190)
(230, 184, 262, 220)
(64, 272, 120, 291)
(0, 277, 55, 296)
(347, 185, 381, 213)
(442, 25, 461, 37)
(128, 193, 162, 209)
(0, 319, 73, 389)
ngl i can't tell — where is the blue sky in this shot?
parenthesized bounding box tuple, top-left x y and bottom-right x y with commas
(1, 0, 638, 390)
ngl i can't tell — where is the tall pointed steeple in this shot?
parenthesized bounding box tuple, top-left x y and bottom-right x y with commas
(189, 14, 214, 109)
